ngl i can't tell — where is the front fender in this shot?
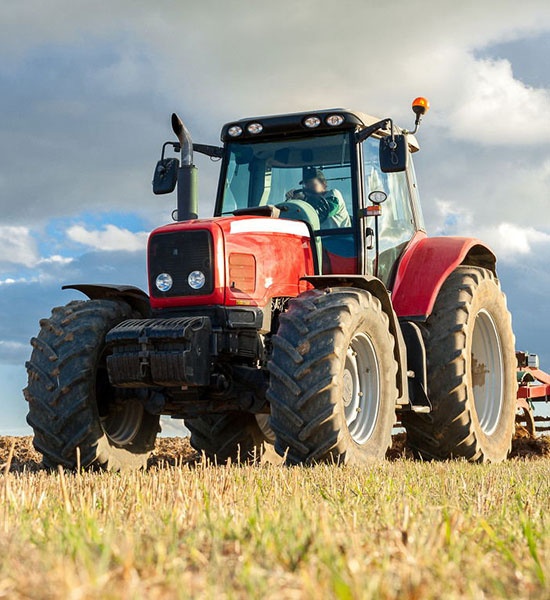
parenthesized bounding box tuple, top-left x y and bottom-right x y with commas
(62, 284, 151, 317)
(391, 236, 496, 320)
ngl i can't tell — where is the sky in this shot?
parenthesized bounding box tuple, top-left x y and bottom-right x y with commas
(1, 0, 550, 434)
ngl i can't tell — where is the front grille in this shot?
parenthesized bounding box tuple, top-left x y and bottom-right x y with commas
(149, 230, 214, 297)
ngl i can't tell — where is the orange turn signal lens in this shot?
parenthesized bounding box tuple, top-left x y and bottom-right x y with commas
(366, 205, 382, 217)
(229, 253, 256, 293)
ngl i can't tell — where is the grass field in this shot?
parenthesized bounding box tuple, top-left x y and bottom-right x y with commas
(1, 436, 549, 599)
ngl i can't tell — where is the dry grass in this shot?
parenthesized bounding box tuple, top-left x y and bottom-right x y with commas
(1, 436, 549, 599)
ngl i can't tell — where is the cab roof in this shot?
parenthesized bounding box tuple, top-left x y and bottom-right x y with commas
(220, 108, 420, 152)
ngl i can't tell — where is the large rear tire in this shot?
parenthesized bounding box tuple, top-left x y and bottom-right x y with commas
(403, 267, 516, 462)
(185, 413, 268, 463)
(268, 288, 398, 464)
(25, 300, 160, 470)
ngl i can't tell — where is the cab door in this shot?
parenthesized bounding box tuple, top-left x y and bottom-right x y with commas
(361, 136, 424, 287)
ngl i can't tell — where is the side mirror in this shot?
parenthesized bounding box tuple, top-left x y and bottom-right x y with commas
(379, 134, 408, 173)
(153, 157, 179, 195)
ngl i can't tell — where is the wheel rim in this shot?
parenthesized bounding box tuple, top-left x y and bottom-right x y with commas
(471, 309, 504, 435)
(343, 332, 380, 444)
(100, 399, 144, 445)
(256, 414, 276, 444)
(96, 364, 143, 445)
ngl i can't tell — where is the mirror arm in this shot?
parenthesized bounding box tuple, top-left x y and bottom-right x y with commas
(355, 118, 393, 144)
(161, 141, 180, 160)
(193, 143, 224, 159)
(162, 141, 223, 160)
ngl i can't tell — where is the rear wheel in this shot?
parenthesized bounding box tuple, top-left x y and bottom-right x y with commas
(403, 267, 516, 462)
(185, 413, 268, 463)
(25, 300, 160, 470)
(268, 288, 398, 464)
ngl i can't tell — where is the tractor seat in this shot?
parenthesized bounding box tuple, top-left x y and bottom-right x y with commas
(276, 199, 321, 231)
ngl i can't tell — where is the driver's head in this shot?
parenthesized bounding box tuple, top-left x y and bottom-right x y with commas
(301, 168, 327, 194)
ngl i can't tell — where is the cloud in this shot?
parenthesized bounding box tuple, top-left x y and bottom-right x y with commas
(1, 1, 549, 227)
(0, 226, 38, 267)
(429, 199, 550, 263)
(67, 224, 148, 252)
(474, 222, 550, 260)
(447, 57, 550, 144)
(0, 277, 31, 286)
(37, 255, 74, 266)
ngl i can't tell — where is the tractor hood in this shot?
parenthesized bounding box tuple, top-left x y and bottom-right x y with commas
(147, 216, 315, 311)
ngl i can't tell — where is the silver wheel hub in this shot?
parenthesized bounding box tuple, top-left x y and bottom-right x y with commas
(471, 309, 504, 435)
(342, 370, 353, 407)
(343, 332, 380, 444)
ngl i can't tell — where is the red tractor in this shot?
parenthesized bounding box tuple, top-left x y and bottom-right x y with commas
(25, 99, 521, 469)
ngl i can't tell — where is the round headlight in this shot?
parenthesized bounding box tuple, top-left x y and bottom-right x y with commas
(304, 116, 321, 128)
(228, 125, 243, 137)
(155, 273, 173, 292)
(188, 270, 206, 290)
(247, 122, 263, 134)
(326, 114, 345, 127)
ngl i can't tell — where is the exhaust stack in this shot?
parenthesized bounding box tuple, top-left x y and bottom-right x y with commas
(171, 113, 198, 221)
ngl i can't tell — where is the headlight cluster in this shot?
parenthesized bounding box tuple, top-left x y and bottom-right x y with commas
(303, 114, 345, 128)
(227, 114, 346, 138)
(155, 271, 206, 292)
(228, 122, 263, 137)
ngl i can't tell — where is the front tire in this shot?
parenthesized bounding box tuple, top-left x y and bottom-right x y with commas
(268, 288, 398, 464)
(185, 413, 268, 463)
(403, 267, 517, 462)
(25, 300, 160, 470)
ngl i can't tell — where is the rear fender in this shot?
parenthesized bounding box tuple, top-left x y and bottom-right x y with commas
(62, 284, 151, 317)
(391, 237, 496, 321)
(302, 275, 408, 405)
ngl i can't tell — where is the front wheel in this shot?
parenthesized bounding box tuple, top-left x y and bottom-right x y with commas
(403, 267, 517, 462)
(185, 412, 269, 463)
(268, 288, 398, 464)
(25, 300, 160, 470)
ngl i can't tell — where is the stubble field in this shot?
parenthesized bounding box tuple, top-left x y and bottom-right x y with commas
(0, 434, 549, 599)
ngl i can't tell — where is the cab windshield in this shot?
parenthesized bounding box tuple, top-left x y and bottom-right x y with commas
(217, 132, 355, 232)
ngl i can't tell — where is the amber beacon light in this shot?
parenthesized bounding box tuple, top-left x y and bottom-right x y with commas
(408, 97, 430, 134)
(412, 96, 430, 116)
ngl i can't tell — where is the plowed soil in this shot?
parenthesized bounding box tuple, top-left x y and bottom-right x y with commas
(1, 432, 548, 473)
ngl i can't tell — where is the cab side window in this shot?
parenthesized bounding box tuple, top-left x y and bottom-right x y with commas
(363, 138, 416, 285)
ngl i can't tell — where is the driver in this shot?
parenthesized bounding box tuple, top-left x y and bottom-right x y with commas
(285, 168, 351, 228)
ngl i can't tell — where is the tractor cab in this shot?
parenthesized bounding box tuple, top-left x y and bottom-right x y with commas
(214, 109, 426, 286)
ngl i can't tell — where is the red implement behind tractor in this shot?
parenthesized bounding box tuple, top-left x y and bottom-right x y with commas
(24, 99, 548, 469)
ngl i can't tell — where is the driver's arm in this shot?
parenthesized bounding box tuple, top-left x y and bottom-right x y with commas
(285, 188, 305, 201)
